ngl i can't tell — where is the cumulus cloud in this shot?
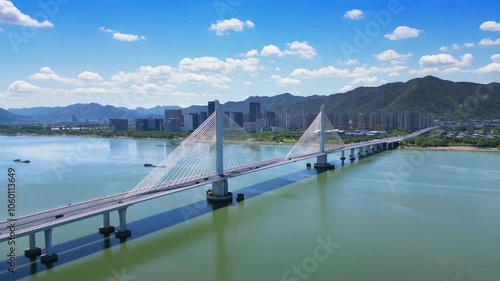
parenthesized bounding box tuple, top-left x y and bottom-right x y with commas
(243, 81, 252, 85)
(384, 26, 422, 40)
(78, 71, 103, 82)
(29, 67, 79, 84)
(337, 59, 358, 65)
(343, 9, 364, 20)
(291, 66, 349, 79)
(374, 50, 412, 61)
(0, 0, 54, 27)
(209, 18, 255, 36)
(260, 41, 317, 59)
(475, 63, 500, 74)
(338, 85, 353, 92)
(99, 27, 145, 42)
(179, 57, 259, 73)
(270, 75, 301, 86)
(478, 38, 500, 46)
(440, 43, 475, 52)
(418, 53, 473, 68)
(351, 76, 380, 85)
(491, 54, 500, 62)
(480, 21, 500, 32)
(261, 44, 284, 57)
(244, 49, 258, 58)
(6, 80, 40, 93)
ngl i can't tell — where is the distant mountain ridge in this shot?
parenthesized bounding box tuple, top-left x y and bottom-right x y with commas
(5, 76, 500, 122)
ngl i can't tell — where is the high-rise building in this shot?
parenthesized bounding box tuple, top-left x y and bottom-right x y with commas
(208, 101, 215, 116)
(165, 109, 184, 131)
(230, 111, 244, 127)
(199, 111, 208, 124)
(403, 111, 420, 131)
(72, 115, 78, 122)
(189, 113, 200, 130)
(109, 119, 128, 132)
(249, 102, 261, 122)
(264, 111, 277, 127)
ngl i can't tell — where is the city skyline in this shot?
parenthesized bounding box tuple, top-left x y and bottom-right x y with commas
(0, 0, 499, 109)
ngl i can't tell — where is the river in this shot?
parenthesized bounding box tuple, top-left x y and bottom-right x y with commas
(0, 135, 499, 281)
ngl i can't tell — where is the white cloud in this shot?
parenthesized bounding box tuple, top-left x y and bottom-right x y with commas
(179, 57, 259, 73)
(260, 41, 317, 59)
(261, 44, 284, 57)
(418, 53, 473, 68)
(285, 41, 317, 59)
(0, 0, 53, 27)
(408, 68, 438, 75)
(29, 67, 79, 84)
(243, 81, 252, 85)
(270, 75, 301, 86)
(384, 26, 422, 40)
(6, 80, 40, 93)
(350, 65, 406, 78)
(351, 76, 380, 85)
(78, 71, 103, 82)
(275, 67, 282, 71)
(209, 18, 255, 36)
(291, 66, 349, 79)
(475, 63, 500, 74)
(491, 54, 500, 62)
(338, 85, 353, 92)
(478, 38, 500, 46)
(388, 72, 400, 77)
(343, 9, 364, 20)
(441, 42, 475, 52)
(374, 50, 412, 61)
(244, 49, 258, 58)
(99, 27, 145, 42)
(0, 27, 3, 32)
(337, 59, 358, 65)
(480, 21, 500, 32)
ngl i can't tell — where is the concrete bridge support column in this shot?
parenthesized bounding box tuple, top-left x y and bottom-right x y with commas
(40, 229, 58, 264)
(349, 149, 355, 161)
(207, 100, 233, 203)
(358, 147, 364, 158)
(99, 212, 115, 234)
(372, 144, 377, 152)
(208, 179, 232, 202)
(388, 142, 393, 149)
(365, 146, 370, 155)
(314, 154, 334, 169)
(115, 208, 131, 238)
(24, 233, 41, 257)
(340, 150, 346, 165)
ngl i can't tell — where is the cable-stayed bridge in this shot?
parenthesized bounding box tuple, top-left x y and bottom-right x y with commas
(0, 101, 437, 264)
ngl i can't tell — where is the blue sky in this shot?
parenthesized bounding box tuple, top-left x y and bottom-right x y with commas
(0, 0, 499, 109)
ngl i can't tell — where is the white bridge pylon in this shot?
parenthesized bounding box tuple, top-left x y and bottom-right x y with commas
(126, 102, 343, 198)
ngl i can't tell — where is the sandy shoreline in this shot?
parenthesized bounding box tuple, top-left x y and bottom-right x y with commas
(401, 146, 500, 152)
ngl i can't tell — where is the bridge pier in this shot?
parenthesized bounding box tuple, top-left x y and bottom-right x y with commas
(24, 233, 41, 257)
(40, 229, 58, 264)
(207, 179, 233, 202)
(340, 150, 346, 165)
(99, 212, 115, 234)
(314, 154, 334, 169)
(349, 148, 355, 161)
(358, 147, 364, 158)
(115, 208, 131, 238)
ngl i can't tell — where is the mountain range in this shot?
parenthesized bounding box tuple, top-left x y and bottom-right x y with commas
(2, 76, 499, 123)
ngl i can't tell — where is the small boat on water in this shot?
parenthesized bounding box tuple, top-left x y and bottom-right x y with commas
(144, 163, 156, 167)
(13, 159, 21, 162)
(22, 160, 31, 163)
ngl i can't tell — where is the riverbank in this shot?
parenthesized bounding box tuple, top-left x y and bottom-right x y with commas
(401, 145, 500, 152)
